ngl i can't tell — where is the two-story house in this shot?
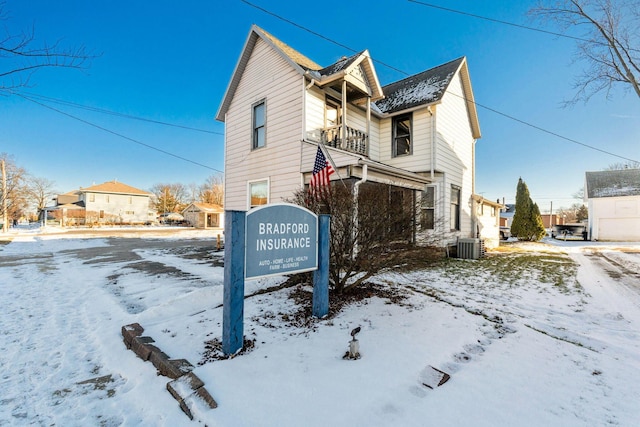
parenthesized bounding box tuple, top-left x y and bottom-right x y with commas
(51, 180, 154, 225)
(216, 25, 484, 247)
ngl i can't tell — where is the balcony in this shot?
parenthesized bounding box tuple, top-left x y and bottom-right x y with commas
(307, 125, 368, 156)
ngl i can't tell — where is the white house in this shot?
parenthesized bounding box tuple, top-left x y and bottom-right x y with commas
(216, 25, 491, 247)
(585, 169, 640, 241)
(52, 180, 154, 225)
(473, 195, 503, 248)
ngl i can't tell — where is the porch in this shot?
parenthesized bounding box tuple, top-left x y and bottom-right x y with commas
(307, 124, 368, 156)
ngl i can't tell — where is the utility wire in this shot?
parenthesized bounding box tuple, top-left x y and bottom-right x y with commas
(241, 0, 638, 164)
(408, 0, 640, 54)
(16, 90, 223, 135)
(240, 0, 410, 76)
(14, 92, 224, 174)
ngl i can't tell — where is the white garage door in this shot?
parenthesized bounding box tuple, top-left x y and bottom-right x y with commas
(598, 218, 640, 241)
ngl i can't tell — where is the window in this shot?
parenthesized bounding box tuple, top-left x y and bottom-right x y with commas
(105, 195, 110, 203)
(249, 180, 269, 208)
(252, 100, 266, 149)
(421, 186, 435, 230)
(450, 185, 460, 231)
(129, 196, 133, 204)
(392, 114, 412, 157)
(89, 193, 95, 202)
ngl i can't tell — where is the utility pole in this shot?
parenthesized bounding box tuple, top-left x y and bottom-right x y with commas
(2, 160, 7, 233)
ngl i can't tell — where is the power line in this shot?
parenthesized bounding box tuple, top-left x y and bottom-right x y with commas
(239, 0, 410, 76)
(14, 92, 224, 174)
(241, 0, 638, 164)
(16, 90, 224, 135)
(407, 0, 640, 54)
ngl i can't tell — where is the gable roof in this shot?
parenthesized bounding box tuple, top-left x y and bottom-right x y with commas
(183, 202, 224, 213)
(80, 180, 151, 196)
(375, 57, 480, 138)
(217, 26, 385, 121)
(217, 27, 480, 138)
(585, 169, 640, 198)
(375, 57, 463, 113)
(216, 25, 320, 121)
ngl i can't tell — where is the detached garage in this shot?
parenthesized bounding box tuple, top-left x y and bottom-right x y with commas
(182, 203, 224, 229)
(585, 169, 640, 241)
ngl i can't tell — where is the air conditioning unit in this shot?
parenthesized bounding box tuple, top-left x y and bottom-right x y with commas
(457, 238, 485, 260)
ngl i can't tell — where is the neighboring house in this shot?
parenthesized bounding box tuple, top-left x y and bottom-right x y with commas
(50, 180, 154, 225)
(540, 214, 565, 229)
(585, 169, 640, 241)
(500, 204, 515, 228)
(472, 195, 503, 248)
(182, 202, 224, 229)
(216, 25, 485, 247)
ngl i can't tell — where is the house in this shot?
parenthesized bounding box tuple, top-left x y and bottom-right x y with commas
(472, 195, 503, 248)
(182, 202, 224, 229)
(216, 25, 490, 247)
(585, 169, 640, 241)
(50, 180, 154, 225)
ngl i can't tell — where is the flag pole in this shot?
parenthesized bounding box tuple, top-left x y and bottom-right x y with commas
(317, 142, 349, 191)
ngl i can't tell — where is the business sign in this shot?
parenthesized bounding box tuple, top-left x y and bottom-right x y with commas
(245, 203, 318, 279)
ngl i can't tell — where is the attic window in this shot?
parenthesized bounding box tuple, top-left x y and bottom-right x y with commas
(392, 113, 412, 157)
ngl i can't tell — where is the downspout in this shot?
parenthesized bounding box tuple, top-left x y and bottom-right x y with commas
(428, 106, 435, 180)
(301, 77, 315, 188)
(472, 139, 477, 238)
(353, 164, 368, 255)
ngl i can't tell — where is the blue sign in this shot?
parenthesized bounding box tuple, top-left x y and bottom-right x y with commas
(245, 203, 318, 279)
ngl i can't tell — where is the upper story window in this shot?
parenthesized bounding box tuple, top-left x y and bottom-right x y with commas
(252, 100, 266, 149)
(450, 185, 461, 231)
(392, 113, 412, 157)
(248, 179, 269, 208)
(89, 193, 95, 202)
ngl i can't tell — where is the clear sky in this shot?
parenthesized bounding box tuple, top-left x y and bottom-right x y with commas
(2, 0, 638, 211)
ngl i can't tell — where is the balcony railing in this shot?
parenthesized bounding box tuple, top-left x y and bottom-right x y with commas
(315, 125, 368, 156)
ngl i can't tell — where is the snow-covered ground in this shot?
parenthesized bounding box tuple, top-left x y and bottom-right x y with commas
(1, 227, 639, 426)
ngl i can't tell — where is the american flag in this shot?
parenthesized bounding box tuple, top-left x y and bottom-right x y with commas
(309, 146, 334, 191)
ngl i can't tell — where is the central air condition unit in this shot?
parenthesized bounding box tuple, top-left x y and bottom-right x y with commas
(457, 238, 485, 260)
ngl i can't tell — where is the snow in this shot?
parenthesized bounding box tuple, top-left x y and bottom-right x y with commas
(1, 227, 639, 426)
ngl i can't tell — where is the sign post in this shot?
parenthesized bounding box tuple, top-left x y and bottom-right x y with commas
(222, 210, 246, 355)
(313, 214, 330, 318)
(222, 203, 329, 355)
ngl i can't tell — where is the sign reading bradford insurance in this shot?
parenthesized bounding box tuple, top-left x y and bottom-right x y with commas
(245, 203, 318, 279)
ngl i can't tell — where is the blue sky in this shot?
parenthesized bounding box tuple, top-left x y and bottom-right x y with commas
(2, 0, 638, 210)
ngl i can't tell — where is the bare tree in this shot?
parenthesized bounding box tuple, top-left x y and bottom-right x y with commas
(0, 153, 29, 227)
(27, 176, 57, 215)
(150, 183, 187, 213)
(530, 0, 640, 104)
(604, 160, 640, 169)
(199, 174, 224, 206)
(0, 1, 95, 92)
(291, 182, 420, 294)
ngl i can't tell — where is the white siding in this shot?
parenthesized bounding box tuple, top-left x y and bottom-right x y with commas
(84, 192, 150, 223)
(380, 108, 434, 172)
(588, 196, 640, 241)
(305, 85, 325, 138)
(224, 38, 304, 210)
(435, 73, 476, 238)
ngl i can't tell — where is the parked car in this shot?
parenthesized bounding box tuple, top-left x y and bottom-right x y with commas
(500, 226, 511, 240)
